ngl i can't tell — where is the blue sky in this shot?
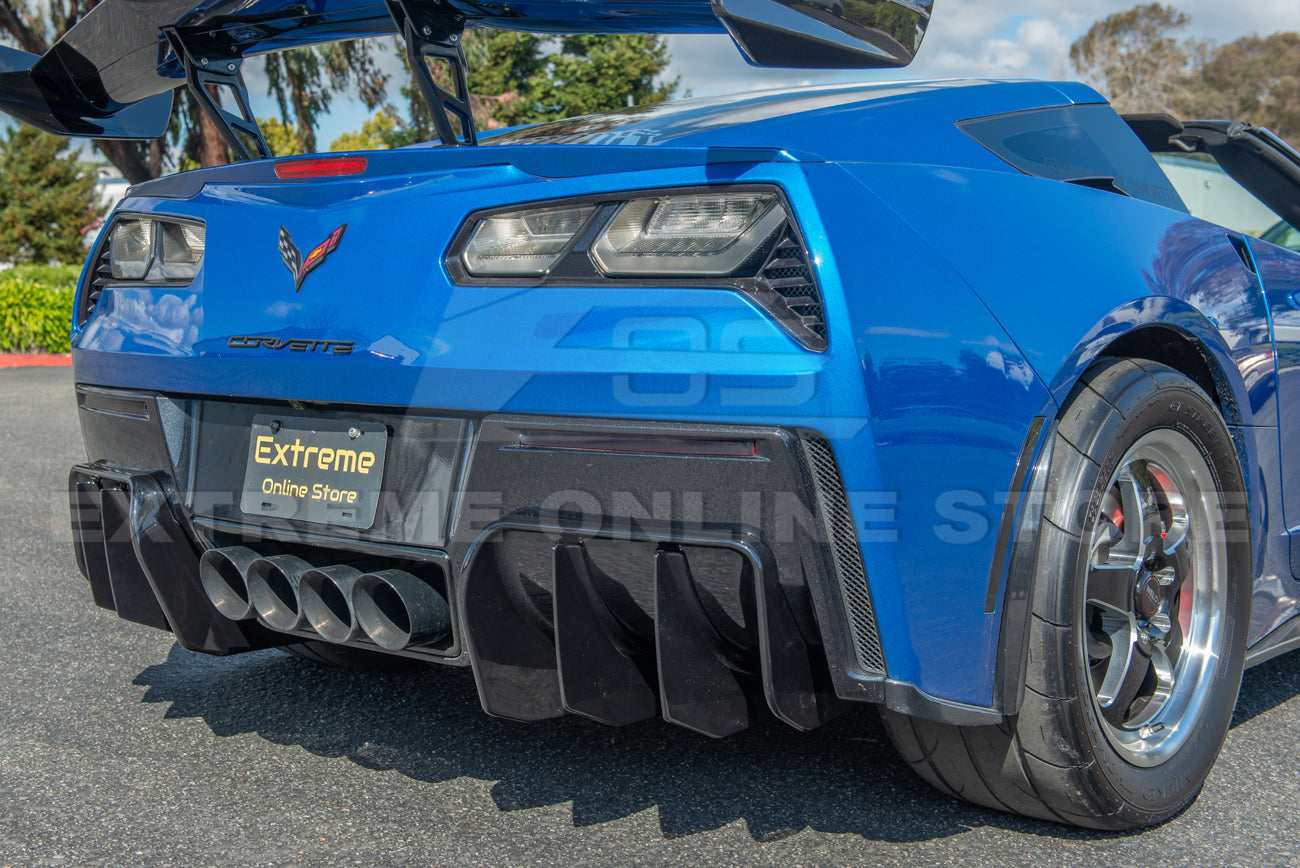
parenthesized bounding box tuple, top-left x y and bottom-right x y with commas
(239, 0, 1300, 148)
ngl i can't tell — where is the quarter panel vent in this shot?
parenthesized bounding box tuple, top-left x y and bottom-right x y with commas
(750, 226, 828, 352)
(800, 432, 886, 673)
(78, 242, 112, 328)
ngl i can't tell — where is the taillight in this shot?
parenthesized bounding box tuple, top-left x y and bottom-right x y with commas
(100, 216, 206, 284)
(591, 192, 784, 277)
(456, 190, 786, 279)
(447, 186, 830, 351)
(462, 205, 597, 276)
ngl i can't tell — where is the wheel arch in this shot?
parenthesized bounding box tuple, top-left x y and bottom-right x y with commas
(884, 355, 1254, 828)
(1069, 316, 1263, 571)
(994, 311, 1263, 717)
(1095, 324, 1243, 431)
(1049, 300, 1259, 430)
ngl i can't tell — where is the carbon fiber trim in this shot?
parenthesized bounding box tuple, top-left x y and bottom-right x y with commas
(800, 433, 886, 673)
(79, 242, 112, 328)
(759, 226, 827, 349)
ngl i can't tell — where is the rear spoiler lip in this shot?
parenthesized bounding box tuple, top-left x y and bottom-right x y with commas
(125, 144, 819, 200)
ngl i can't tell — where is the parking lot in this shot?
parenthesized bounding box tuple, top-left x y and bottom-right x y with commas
(2, 365, 1299, 867)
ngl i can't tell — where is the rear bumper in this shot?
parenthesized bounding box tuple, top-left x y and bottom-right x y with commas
(71, 384, 995, 732)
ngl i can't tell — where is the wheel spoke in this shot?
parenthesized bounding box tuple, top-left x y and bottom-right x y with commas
(1087, 628, 1112, 662)
(1087, 562, 1135, 613)
(1094, 615, 1138, 707)
(1126, 645, 1175, 730)
(1089, 516, 1123, 562)
(1135, 473, 1167, 552)
(1159, 542, 1193, 597)
(1116, 468, 1148, 555)
(1167, 604, 1185, 661)
(1100, 638, 1152, 728)
(1088, 499, 1139, 613)
(1150, 466, 1190, 557)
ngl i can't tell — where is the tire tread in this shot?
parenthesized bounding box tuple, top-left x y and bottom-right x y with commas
(879, 359, 1248, 830)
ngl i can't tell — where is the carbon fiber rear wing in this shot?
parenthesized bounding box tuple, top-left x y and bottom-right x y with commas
(0, 0, 933, 144)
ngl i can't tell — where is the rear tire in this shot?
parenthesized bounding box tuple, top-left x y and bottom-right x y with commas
(880, 358, 1250, 829)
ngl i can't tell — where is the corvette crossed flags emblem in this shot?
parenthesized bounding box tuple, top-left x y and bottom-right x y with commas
(279, 224, 347, 292)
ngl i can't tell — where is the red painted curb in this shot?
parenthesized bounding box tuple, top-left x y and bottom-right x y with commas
(0, 354, 72, 369)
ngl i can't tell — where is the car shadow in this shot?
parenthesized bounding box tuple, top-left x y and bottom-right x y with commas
(1231, 648, 1300, 727)
(131, 642, 1299, 844)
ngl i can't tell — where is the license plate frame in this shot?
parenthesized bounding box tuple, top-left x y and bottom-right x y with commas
(239, 414, 388, 529)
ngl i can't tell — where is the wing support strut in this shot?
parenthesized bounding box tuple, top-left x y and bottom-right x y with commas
(384, 0, 477, 146)
(162, 27, 272, 162)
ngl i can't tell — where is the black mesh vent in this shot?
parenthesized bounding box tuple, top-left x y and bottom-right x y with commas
(78, 242, 113, 328)
(755, 227, 827, 351)
(800, 432, 886, 674)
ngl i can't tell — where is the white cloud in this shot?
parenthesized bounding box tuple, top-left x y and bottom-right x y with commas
(661, 1, 1300, 97)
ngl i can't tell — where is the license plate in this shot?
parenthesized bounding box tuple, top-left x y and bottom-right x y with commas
(239, 415, 388, 528)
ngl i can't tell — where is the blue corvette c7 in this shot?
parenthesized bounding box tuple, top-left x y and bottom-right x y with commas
(4, 0, 1300, 831)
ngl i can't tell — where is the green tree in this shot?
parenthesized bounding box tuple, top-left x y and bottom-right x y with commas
(260, 117, 309, 157)
(1182, 33, 1300, 144)
(505, 35, 675, 125)
(1072, 4, 1300, 144)
(329, 107, 407, 152)
(1069, 3, 1203, 114)
(376, 31, 676, 144)
(264, 42, 388, 153)
(169, 89, 238, 170)
(0, 125, 99, 263)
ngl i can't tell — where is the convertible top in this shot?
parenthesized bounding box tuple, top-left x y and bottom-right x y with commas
(0, 0, 933, 140)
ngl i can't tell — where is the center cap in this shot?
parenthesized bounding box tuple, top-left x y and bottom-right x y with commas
(1136, 575, 1162, 619)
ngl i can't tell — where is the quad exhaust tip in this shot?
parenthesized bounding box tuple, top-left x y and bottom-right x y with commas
(246, 554, 321, 632)
(353, 569, 451, 651)
(299, 565, 365, 644)
(199, 546, 451, 651)
(198, 546, 261, 621)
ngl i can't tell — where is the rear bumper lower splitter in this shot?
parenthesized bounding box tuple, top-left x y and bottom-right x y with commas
(68, 386, 996, 732)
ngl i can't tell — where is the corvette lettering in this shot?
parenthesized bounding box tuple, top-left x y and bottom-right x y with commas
(228, 336, 353, 354)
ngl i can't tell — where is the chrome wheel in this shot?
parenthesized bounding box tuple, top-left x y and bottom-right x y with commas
(880, 360, 1249, 828)
(1084, 429, 1229, 767)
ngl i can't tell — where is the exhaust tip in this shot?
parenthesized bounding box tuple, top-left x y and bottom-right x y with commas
(354, 569, 451, 650)
(199, 546, 261, 620)
(247, 555, 315, 631)
(300, 566, 364, 644)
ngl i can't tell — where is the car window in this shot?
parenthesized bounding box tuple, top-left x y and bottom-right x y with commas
(959, 104, 1186, 211)
(1152, 151, 1300, 250)
(1263, 220, 1300, 251)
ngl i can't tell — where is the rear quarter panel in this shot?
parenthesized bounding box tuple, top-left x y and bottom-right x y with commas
(838, 160, 1290, 704)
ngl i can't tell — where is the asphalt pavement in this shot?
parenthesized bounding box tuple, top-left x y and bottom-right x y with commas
(1, 365, 1298, 867)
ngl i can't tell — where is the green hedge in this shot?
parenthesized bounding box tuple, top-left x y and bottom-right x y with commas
(0, 264, 81, 354)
